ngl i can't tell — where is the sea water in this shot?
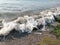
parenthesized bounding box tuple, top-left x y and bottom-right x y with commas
(0, 0, 60, 12)
(0, 0, 60, 20)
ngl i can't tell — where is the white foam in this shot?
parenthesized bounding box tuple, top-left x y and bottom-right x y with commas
(0, 10, 59, 36)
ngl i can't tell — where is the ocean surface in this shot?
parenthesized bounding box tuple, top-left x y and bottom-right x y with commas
(0, 0, 60, 20)
(0, 0, 60, 12)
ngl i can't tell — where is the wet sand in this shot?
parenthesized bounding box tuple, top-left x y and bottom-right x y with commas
(0, 31, 58, 45)
(0, 31, 41, 45)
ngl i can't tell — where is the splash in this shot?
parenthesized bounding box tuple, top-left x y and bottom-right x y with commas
(0, 7, 60, 36)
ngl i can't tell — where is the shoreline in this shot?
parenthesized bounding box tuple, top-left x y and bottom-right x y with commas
(0, 6, 60, 21)
(0, 4, 60, 45)
(0, 5, 60, 21)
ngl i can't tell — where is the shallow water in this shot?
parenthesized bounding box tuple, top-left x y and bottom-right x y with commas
(0, 0, 60, 12)
(0, 0, 60, 20)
